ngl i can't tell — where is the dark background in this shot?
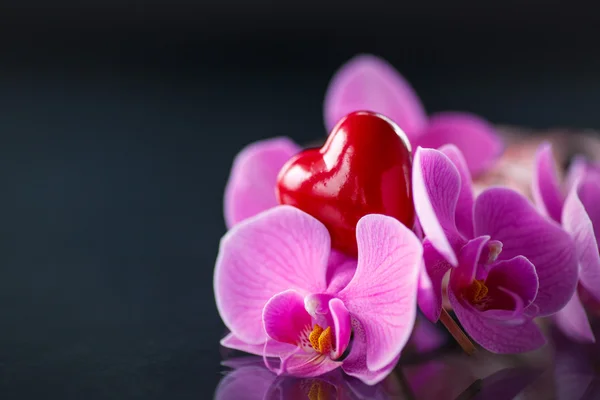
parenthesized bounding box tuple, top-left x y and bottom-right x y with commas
(1, 2, 600, 398)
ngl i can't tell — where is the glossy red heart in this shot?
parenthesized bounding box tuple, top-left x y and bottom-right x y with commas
(276, 111, 414, 257)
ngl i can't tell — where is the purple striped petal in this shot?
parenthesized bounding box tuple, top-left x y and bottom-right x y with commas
(325, 250, 357, 294)
(474, 187, 578, 316)
(224, 137, 301, 228)
(485, 256, 539, 310)
(338, 214, 423, 371)
(262, 290, 312, 346)
(215, 206, 330, 345)
(439, 144, 475, 239)
(341, 317, 400, 386)
(451, 236, 490, 289)
(562, 178, 600, 303)
(279, 351, 342, 378)
(328, 298, 351, 359)
(449, 288, 546, 353)
(323, 54, 427, 142)
(220, 333, 296, 358)
(419, 240, 453, 322)
(532, 142, 564, 223)
(415, 112, 503, 177)
(577, 178, 600, 251)
(413, 147, 464, 266)
(554, 290, 595, 343)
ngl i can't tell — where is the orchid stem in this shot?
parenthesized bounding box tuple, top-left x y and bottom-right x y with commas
(439, 308, 477, 356)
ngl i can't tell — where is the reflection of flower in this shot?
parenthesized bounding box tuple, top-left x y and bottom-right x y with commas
(414, 145, 579, 353)
(552, 319, 600, 400)
(533, 143, 600, 343)
(214, 357, 402, 400)
(324, 54, 503, 177)
(215, 206, 423, 384)
(403, 352, 544, 400)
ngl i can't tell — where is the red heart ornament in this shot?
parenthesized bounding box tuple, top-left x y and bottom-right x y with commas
(276, 111, 414, 257)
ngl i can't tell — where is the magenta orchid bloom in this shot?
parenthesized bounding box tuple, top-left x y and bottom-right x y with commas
(533, 143, 600, 343)
(413, 145, 578, 353)
(214, 205, 423, 384)
(324, 54, 503, 177)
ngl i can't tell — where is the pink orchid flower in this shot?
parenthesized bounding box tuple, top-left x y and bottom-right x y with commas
(323, 54, 503, 177)
(413, 145, 578, 353)
(214, 205, 423, 384)
(533, 143, 600, 343)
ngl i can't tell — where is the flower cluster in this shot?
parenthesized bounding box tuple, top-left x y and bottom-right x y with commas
(213, 54, 594, 385)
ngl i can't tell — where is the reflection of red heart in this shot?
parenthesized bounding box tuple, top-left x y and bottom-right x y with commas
(276, 111, 414, 257)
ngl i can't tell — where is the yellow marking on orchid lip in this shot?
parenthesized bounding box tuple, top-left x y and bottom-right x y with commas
(317, 327, 333, 354)
(309, 324, 324, 351)
(307, 381, 327, 400)
(308, 324, 334, 354)
(466, 279, 489, 303)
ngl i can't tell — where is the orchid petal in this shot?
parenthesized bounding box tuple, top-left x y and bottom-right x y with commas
(325, 249, 358, 294)
(221, 333, 296, 358)
(450, 238, 531, 324)
(279, 350, 341, 378)
(418, 243, 450, 322)
(338, 214, 422, 371)
(415, 112, 503, 177)
(554, 290, 596, 343)
(474, 187, 578, 316)
(577, 178, 600, 251)
(214, 206, 330, 344)
(565, 157, 600, 195)
(341, 317, 400, 386)
(564, 155, 589, 194)
(328, 298, 351, 359)
(439, 144, 475, 239)
(477, 287, 527, 325)
(451, 236, 490, 289)
(449, 289, 546, 353)
(485, 256, 539, 309)
(413, 147, 463, 266)
(224, 137, 301, 228)
(323, 54, 427, 142)
(563, 179, 600, 303)
(532, 142, 564, 223)
(262, 290, 313, 346)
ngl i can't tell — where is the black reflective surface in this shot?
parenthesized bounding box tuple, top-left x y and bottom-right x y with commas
(2, 5, 600, 399)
